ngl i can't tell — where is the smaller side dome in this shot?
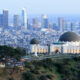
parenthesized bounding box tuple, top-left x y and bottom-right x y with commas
(30, 38, 39, 44)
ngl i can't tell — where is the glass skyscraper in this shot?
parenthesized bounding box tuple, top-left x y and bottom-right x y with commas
(0, 14, 3, 27)
(3, 10, 8, 28)
(42, 14, 49, 28)
(22, 8, 27, 29)
(13, 14, 19, 28)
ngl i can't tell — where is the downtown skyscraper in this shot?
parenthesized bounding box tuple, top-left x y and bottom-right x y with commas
(32, 18, 39, 28)
(58, 17, 67, 32)
(22, 8, 27, 29)
(0, 14, 3, 27)
(3, 10, 9, 28)
(13, 14, 19, 28)
(42, 14, 49, 28)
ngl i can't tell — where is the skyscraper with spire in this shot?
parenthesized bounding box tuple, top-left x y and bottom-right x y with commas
(42, 14, 49, 28)
(22, 8, 27, 29)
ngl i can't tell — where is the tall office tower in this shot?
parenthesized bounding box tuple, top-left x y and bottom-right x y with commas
(58, 18, 66, 32)
(22, 8, 27, 29)
(13, 15, 19, 28)
(3, 10, 9, 28)
(70, 22, 75, 31)
(42, 14, 49, 28)
(53, 23, 58, 31)
(33, 18, 39, 28)
(0, 14, 3, 27)
(63, 19, 67, 31)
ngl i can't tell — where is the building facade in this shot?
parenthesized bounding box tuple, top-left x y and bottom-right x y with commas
(0, 14, 3, 27)
(13, 15, 19, 28)
(42, 14, 49, 28)
(30, 32, 80, 56)
(22, 8, 27, 29)
(3, 10, 9, 28)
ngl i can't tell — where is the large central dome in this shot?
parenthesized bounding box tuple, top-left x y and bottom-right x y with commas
(59, 32, 80, 42)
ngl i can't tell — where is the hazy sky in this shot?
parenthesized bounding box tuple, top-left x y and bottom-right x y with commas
(0, 0, 80, 15)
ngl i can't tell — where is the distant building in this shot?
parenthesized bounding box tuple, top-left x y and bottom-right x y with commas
(70, 22, 75, 31)
(42, 14, 49, 28)
(53, 23, 58, 31)
(58, 18, 66, 32)
(13, 15, 19, 28)
(63, 19, 67, 31)
(3, 10, 9, 28)
(22, 8, 27, 29)
(0, 62, 5, 68)
(32, 18, 39, 29)
(0, 14, 3, 27)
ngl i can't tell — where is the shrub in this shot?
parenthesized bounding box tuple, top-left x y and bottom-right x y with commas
(22, 72, 37, 80)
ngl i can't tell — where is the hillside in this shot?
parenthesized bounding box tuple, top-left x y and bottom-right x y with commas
(0, 56, 80, 80)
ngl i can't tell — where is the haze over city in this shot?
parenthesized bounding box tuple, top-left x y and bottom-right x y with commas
(0, 0, 80, 14)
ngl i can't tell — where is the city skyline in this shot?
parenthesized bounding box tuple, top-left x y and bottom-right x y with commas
(0, 8, 80, 32)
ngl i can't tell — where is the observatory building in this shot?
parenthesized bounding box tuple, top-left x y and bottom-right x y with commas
(30, 32, 80, 56)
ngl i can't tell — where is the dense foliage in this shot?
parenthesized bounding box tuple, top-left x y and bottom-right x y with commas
(23, 57, 80, 80)
(0, 45, 26, 60)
